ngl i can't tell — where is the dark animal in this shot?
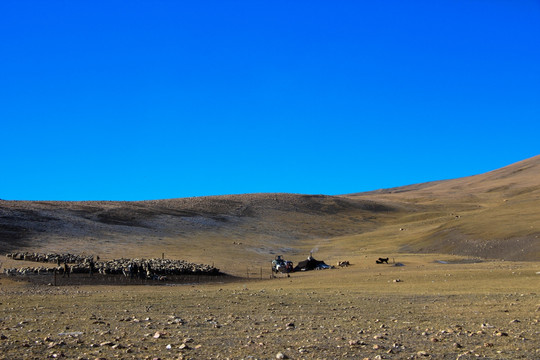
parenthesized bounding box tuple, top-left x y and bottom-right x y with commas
(376, 257, 389, 264)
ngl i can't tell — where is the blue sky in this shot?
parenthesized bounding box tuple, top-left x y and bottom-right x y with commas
(1, 1, 539, 201)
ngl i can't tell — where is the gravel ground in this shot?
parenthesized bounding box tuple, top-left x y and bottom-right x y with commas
(0, 277, 538, 360)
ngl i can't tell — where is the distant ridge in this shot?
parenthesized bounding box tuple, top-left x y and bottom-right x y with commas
(349, 155, 540, 197)
(1, 155, 538, 264)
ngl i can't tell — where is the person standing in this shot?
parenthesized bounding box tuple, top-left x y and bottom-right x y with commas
(63, 262, 70, 278)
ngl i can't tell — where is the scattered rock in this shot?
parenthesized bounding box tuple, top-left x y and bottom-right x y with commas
(276, 352, 288, 359)
(58, 331, 83, 336)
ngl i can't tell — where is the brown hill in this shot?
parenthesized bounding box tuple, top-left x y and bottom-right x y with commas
(1, 156, 539, 273)
(0, 194, 401, 272)
(345, 155, 540, 261)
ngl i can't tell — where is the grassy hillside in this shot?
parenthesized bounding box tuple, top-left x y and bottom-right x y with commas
(345, 155, 540, 261)
(0, 194, 404, 273)
(1, 156, 539, 274)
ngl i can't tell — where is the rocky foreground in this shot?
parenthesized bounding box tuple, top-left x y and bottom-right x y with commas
(0, 281, 538, 360)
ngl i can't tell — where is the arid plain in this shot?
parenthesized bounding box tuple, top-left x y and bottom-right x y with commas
(1, 156, 539, 359)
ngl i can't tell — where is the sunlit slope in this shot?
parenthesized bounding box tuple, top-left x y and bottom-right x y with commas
(345, 155, 540, 260)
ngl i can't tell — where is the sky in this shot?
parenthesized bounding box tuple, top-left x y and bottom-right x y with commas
(1, 1, 539, 201)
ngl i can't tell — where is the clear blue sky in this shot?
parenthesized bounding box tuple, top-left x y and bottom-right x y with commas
(1, 1, 539, 201)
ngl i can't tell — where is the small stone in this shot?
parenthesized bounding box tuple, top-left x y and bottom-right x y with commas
(100, 341, 114, 347)
(153, 332, 163, 339)
(453, 343, 462, 348)
(495, 331, 508, 337)
(417, 351, 429, 356)
(0, 334, 7, 340)
(179, 343, 190, 350)
(276, 352, 288, 359)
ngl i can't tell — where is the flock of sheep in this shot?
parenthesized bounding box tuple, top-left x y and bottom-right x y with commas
(3, 252, 221, 278)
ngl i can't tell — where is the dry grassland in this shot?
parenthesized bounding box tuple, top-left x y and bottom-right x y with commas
(1, 255, 539, 360)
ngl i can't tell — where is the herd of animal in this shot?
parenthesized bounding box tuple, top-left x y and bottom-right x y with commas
(5, 252, 94, 264)
(3, 252, 220, 278)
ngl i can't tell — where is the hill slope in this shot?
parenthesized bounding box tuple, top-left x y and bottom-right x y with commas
(0, 194, 402, 271)
(1, 156, 539, 272)
(345, 155, 540, 261)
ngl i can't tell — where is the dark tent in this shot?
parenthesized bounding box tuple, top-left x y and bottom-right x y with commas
(293, 256, 331, 271)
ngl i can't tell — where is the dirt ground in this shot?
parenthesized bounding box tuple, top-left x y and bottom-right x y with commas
(1, 255, 539, 360)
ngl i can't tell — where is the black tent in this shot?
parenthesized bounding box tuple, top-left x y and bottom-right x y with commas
(293, 256, 330, 271)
